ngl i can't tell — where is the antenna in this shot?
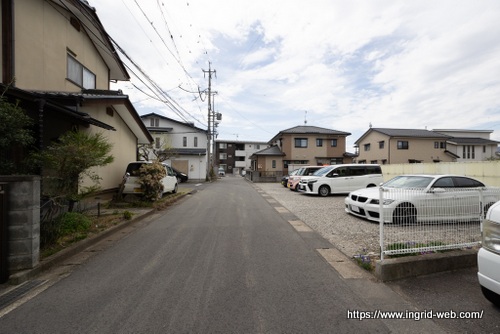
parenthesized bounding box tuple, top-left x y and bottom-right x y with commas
(304, 110, 308, 125)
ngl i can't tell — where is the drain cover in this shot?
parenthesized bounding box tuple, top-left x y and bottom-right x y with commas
(0, 280, 46, 310)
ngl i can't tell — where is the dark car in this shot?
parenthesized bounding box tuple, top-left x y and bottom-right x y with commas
(172, 167, 188, 183)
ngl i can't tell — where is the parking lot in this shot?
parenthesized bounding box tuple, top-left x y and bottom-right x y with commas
(254, 182, 482, 259)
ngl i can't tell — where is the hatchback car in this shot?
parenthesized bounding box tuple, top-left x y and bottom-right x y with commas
(287, 166, 323, 191)
(122, 161, 178, 195)
(282, 169, 299, 187)
(345, 174, 500, 224)
(478, 200, 500, 307)
(172, 167, 188, 183)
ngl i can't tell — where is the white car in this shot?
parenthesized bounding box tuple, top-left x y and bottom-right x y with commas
(345, 174, 500, 224)
(122, 161, 178, 195)
(478, 201, 500, 307)
(297, 164, 383, 197)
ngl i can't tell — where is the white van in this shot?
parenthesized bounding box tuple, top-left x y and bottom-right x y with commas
(297, 164, 382, 197)
(478, 200, 500, 307)
(122, 161, 178, 195)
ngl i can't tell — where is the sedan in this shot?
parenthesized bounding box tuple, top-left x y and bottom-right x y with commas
(345, 174, 500, 224)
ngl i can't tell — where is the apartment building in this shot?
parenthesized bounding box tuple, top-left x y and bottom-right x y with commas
(215, 140, 268, 175)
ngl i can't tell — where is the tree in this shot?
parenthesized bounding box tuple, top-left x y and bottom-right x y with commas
(40, 130, 114, 210)
(138, 136, 177, 162)
(0, 94, 35, 174)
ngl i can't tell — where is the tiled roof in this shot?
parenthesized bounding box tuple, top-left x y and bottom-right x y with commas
(252, 146, 285, 156)
(372, 128, 451, 138)
(280, 125, 351, 136)
(447, 137, 500, 145)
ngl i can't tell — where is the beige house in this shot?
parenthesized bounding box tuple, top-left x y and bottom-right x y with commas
(267, 125, 354, 173)
(355, 128, 456, 164)
(1, 0, 152, 191)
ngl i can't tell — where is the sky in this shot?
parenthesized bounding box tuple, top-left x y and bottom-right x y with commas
(89, 0, 500, 151)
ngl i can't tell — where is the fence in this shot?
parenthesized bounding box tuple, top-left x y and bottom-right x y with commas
(379, 187, 500, 260)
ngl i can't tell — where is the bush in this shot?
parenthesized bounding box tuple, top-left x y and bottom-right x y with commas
(138, 161, 167, 201)
(40, 212, 92, 247)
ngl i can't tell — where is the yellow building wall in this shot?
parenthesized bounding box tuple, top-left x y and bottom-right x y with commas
(14, 0, 109, 91)
(80, 107, 138, 191)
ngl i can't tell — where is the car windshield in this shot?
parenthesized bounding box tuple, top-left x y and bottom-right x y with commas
(313, 166, 333, 176)
(383, 176, 434, 189)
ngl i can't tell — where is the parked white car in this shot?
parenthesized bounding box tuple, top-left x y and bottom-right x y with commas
(478, 201, 500, 307)
(345, 175, 500, 224)
(297, 164, 382, 196)
(122, 161, 178, 195)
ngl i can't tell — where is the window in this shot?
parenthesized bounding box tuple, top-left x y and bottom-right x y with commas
(150, 118, 159, 127)
(483, 145, 486, 153)
(194, 137, 198, 147)
(379, 141, 385, 149)
(434, 142, 439, 149)
(331, 139, 337, 147)
(463, 145, 475, 159)
(316, 138, 323, 147)
(155, 137, 161, 149)
(67, 54, 95, 89)
(219, 153, 227, 160)
(219, 143, 227, 149)
(397, 141, 409, 149)
(183, 137, 187, 147)
(295, 138, 308, 148)
(364, 143, 371, 151)
(436, 141, 446, 149)
(272, 160, 276, 168)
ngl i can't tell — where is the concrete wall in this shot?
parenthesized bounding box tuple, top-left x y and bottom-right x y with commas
(381, 161, 500, 186)
(0, 176, 40, 274)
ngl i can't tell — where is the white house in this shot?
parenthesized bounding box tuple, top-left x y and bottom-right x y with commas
(434, 129, 500, 161)
(140, 113, 208, 181)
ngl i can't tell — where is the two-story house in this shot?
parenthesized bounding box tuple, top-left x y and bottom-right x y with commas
(139, 113, 208, 181)
(1, 0, 152, 191)
(354, 128, 456, 164)
(433, 129, 500, 161)
(215, 140, 268, 175)
(267, 125, 353, 174)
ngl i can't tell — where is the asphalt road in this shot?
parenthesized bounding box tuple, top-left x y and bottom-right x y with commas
(0, 176, 493, 333)
(0, 177, 391, 333)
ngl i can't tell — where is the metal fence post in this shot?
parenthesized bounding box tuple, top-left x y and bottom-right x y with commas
(379, 186, 385, 261)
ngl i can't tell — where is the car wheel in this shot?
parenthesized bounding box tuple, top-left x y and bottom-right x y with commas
(481, 286, 500, 307)
(318, 185, 330, 197)
(393, 203, 416, 224)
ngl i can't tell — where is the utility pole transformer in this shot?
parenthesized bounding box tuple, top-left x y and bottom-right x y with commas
(203, 62, 216, 180)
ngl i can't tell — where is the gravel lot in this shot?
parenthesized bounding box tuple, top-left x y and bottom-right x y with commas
(255, 182, 482, 259)
(255, 182, 380, 258)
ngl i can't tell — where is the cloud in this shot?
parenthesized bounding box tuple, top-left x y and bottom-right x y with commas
(93, 0, 500, 147)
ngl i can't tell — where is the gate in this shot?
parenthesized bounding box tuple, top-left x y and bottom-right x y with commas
(0, 183, 8, 283)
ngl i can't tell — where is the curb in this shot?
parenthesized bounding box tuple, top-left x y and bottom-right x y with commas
(374, 249, 477, 281)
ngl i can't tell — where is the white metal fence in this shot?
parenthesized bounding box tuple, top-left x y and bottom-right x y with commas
(379, 187, 500, 259)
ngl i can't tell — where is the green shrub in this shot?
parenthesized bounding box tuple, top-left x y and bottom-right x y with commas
(40, 212, 91, 247)
(123, 210, 133, 220)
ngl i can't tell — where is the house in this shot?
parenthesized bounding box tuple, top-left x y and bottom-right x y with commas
(354, 128, 454, 164)
(433, 129, 500, 161)
(215, 139, 268, 175)
(267, 125, 353, 173)
(140, 113, 208, 181)
(1, 0, 152, 191)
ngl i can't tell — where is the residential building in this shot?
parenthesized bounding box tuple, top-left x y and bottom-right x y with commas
(1, 0, 152, 191)
(433, 129, 500, 161)
(355, 128, 454, 164)
(267, 125, 353, 173)
(215, 140, 268, 175)
(140, 113, 208, 181)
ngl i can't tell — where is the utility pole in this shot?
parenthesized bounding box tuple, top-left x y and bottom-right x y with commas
(203, 62, 216, 180)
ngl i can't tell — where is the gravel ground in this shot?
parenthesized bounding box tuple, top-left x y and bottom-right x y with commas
(255, 182, 381, 258)
(254, 182, 482, 259)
